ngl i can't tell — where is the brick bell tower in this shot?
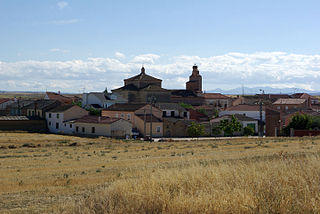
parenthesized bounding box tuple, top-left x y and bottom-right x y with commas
(186, 64, 202, 93)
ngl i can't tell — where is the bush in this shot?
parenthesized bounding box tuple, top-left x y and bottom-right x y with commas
(243, 126, 254, 136)
(187, 122, 205, 137)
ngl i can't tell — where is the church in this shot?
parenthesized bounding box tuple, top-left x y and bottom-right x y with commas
(112, 65, 205, 105)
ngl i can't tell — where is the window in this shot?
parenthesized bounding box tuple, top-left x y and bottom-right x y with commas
(171, 111, 175, 117)
(277, 106, 280, 110)
(156, 126, 161, 133)
(56, 123, 59, 129)
(70, 124, 72, 128)
(49, 113, 51, 118)
(127, 114, 131, 120)
(49, 122, 51, 126)
(183, 112, 187, 117)
(285, 106, 288, 110)
(162, 111, 166, 117)
(76, 126, 79, 132)
(92, 127, 95, 134)
(115, 113, 119, 118)
(121, 113, 124, 118)
(82, 127, 85, 133)
(32, 111, 35, 116)
(57, 113, 59, 119)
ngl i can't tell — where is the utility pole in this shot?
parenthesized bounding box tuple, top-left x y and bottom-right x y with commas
(259, 89, 264, 137)
(144, 108, 146, 139)
(148, 96, 156, 142)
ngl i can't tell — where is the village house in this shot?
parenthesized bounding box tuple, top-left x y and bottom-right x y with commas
(82, 92, 127, 109)
(134, 114, 163, 138)
(272, 98, 309, 111)
(46, 105, 88, 134)
(220, 104, 266, 122)
(102, 103, 164, 137)
(211, 114, 259, 134)
(24, 100, 61, 118)
(44, 92, 79, 105)
(202, 93, 231, 109)
(0, 98, 15, 110)
(72, 115, 132, 138)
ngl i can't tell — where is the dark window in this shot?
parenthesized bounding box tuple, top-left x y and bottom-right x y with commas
(49, 113, 51, 118)
(183, 112, 187, 117)
(56, 123, 59, 129)
(76, 126, 79, 132)
(57, 113, 59, 119)
(82, 127, 85, 133)
(162, 111, 166, 117)
(171, 111, 175, 117)
(70, 124, 72, 128)
(64, 123, 66, 127)
(92, 127, 95, 134)
(49, 122, 51, 126)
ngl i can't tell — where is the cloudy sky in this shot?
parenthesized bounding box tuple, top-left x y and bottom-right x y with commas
(1, 0, 320, 93)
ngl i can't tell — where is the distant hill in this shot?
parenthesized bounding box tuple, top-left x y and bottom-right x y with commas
(206, 87, 319, 95)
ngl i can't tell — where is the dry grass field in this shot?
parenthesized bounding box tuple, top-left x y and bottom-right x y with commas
(1, 133, 320, 213)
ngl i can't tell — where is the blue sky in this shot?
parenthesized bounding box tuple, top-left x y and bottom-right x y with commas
(0, 0, 320, 92)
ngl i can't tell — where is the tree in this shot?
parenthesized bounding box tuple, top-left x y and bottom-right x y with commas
(287, 113, 312, 130)
(179, 102, 193, 110)
(88, 107, 101, 116)
(243, 126, 254, 136)
(218, 115, 242, 136)
(187, 122, 205, 137)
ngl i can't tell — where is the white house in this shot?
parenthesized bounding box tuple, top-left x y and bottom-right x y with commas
(46, 105, 88, 134)
(219, 104, 265, 122)
(73, 115, 132, 138)
(82, 92, 127, 109)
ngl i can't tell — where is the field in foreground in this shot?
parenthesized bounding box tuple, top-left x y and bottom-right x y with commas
(1, 133, 320, 213)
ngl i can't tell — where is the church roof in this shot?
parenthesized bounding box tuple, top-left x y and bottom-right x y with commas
(124, 67, 162, 82)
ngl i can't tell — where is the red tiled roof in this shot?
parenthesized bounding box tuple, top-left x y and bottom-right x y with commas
(46, 92, 74, 104)
(273, 98, 306, 105)
(225, 105, 265, 111)
(75, 115, 121, 124)
(135, 114, 162, 122)
(0, 98, 10, 105)
(202, 93, 229, 99)
(188, 109, 208, 121)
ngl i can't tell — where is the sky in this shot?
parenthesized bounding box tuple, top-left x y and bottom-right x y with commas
(0, 0, 320, 93)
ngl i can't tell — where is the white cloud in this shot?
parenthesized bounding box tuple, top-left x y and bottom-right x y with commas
(51, 19, 80, 25)
(49, 48, 69, 53)
(131, 54, 160, 64)
(57, 1, 68, 9)
(115, 52, 126, 59)
(1, 52, 320, 93)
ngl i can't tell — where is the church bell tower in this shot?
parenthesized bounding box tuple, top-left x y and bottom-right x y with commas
(186, 64, 202, 93)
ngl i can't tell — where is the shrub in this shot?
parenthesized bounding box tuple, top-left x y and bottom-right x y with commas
(243, 126, 255, 136)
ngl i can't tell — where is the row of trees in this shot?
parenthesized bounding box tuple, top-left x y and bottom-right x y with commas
(283, 113, 320, 135)
(187, 116, 255, 137)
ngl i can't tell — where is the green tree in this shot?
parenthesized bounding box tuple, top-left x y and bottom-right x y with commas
(287, 113, 312, 130)
(88, 107, 101, 116)
(187, 122, 205, 137)
(218, 115, 242, 136)
(243, 126, 254, 136)
(179, 102, 193, 109)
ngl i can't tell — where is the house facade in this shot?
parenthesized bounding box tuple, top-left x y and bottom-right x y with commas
(73, 116, 132, 137)
(46, 105, 88, 134)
